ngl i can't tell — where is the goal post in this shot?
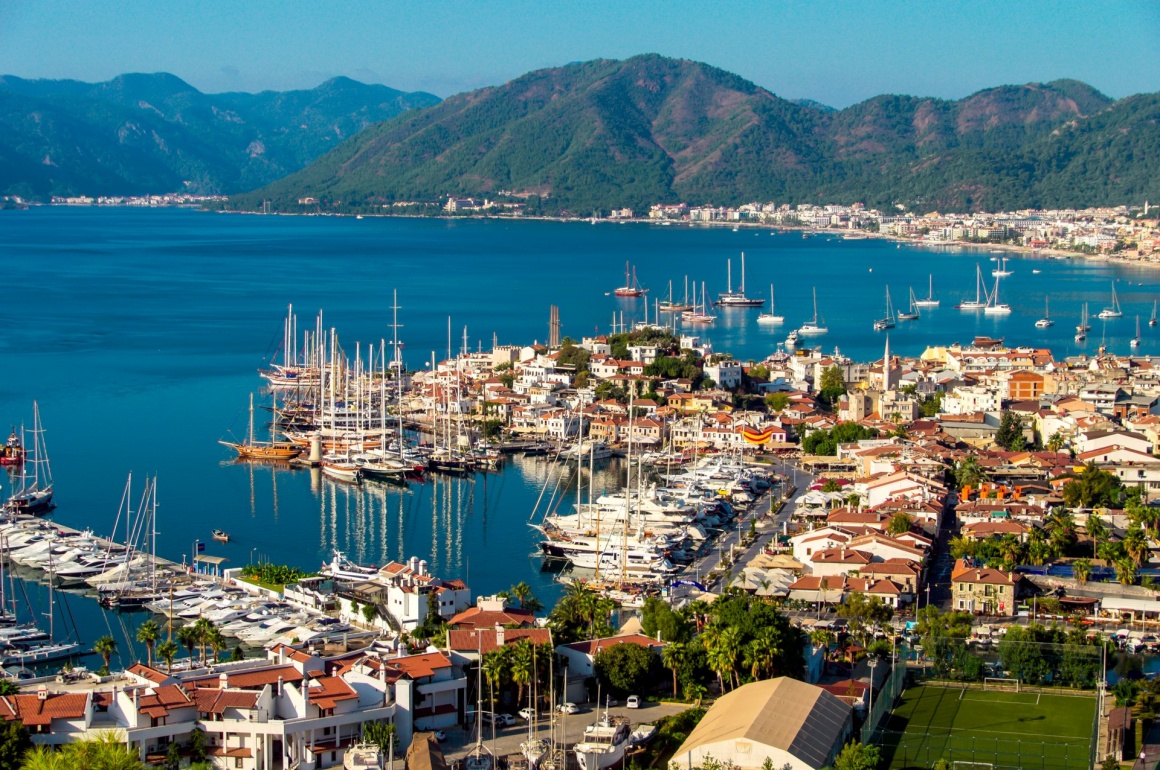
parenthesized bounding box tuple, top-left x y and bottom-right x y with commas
(982, 677, 1020, 692)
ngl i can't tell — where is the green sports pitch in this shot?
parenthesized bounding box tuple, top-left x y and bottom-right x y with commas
(879, 684, 1097, 770)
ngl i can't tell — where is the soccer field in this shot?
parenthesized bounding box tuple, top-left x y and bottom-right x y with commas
(879, 685, 1097, 770)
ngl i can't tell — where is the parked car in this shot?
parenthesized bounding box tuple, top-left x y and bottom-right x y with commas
(626, 695, 641, 709)
(519, 707, 537, 721)
(497, 713, 517, 726)
(556, 702, 579, 714)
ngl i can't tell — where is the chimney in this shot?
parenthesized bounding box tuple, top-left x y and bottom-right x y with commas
(496, 623, 505, 646)
(419, 559, 428, 577)
(36, 686, 47, 702)
(220, 672, 229, 689)
(132, 688, 139, 707)
(277, 676, 284, 697)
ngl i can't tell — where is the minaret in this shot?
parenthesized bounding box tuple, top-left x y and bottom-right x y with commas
(882, 333, 893, 391)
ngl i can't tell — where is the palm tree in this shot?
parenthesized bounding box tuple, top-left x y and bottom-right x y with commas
(1046, 431, 1064, 453)
(1116, 558, 1138, 586)
(1124, 525, 1149, 566)
(20, 746, 68, 770)
(61, 732, 144, 769)
(661, 642, 685, 696)
(206, 627, 227, 664)
(157, 640, 178, 673)
(744, 629, 781, 681)
(1087, 512, 1108, 558)
(699, 626, 726, 693)
(176, 625, 199, 669)
(510, 640, 535, 706)
(1072, 558, 1093, 586)
(508, 581, 544, 614)
(136, 620, 161, 668)
(93, 635, 117, 673)
(718, 626, 744, 690)
(192, 617, 214, 666)
(955, 456, 986, 490)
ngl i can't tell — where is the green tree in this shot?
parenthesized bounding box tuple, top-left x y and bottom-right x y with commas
(743, 628, 783, 681)
(363, 721, 398, 756)
(640, 597, 692, 643)
(1124, 525, 1149, 566)
(1047, 431, 1065, 453)
(832, 741, 881, 770)
(887, 512, 912, 536)
(506, 581, 544, 614)
(193, 618, 214, 667)
(1116, 558, 1138, 586)
(157, 640, 178, 673)
(1062, 463, 1123, 508)
(661, 642, 686, 696)
(93, 635, 117, 675)
(1087, 512, 1108, 558)
(0, 720, 31, 770)
(135, 620, 161, 668)
(362, 602, 378, 626)
(205, 627, 226, 664)
(594, 642, 659, 696)
(955, 456, 986, 489)
(764, 392, 790, 412)
(818, 365, 846, 408)
(176, 626, 199, 669)
(1072, 558, 1093, 586)
(187, 728, 206, 763)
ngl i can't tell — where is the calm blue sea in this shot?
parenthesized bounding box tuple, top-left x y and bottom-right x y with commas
(2, 207, 1159, 669)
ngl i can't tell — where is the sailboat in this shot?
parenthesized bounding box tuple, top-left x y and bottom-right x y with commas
(1131, 316, 1141, 349)
(680, 282, 716, 324)
(1151, 300, 1158, 328)
(7, 402, 53, 514)
(984, 274, 1011, 314)
(1035, 297, 1054, 328)
(715, 253, 764, 307)
(1075, 303, 1089, 341)
(897, 288, 920, 321)
(798, 287, 828, 336)
(756, 284, 784, 324)
(219, 393, 301, 460)
(956, 265, 988, 310)
(658, 278, 692, 313)
(613, 262, 646, 297)
(914, 275, 940, 308)
(873, 286, 897, 331)
(991, 257, 1012, 277)
(1097, 283, 1122, 319)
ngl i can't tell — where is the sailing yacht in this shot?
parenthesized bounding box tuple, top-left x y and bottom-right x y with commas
(8, 403, 54, 514)
(658, 278, 693, 313)
(1131, 316, 1142, 349)
(873, 286, 896, 331)
(219, 393, 301, 460)
(680, 282, 716, 324)
(613, 262, 646, 297)
(991, 257, 1012, 277)
(1077, 303, 1092, 333)
(956, 265, 988, 310)
(1151, 300, 1158, 328)
(897, 288, 920, 321)
(914, 275, 940, 308)
(715, 253, 765, 307)
(984, 275, 1011, 314)
(574, 707, 632, 770)
(798, 287, 828, 336)
(1098, 283, 1123, 319)
(1035, 297, 1054, 328)
(756, 284, 784, 324)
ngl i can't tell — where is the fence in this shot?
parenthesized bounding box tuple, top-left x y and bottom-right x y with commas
(862, 661, 907, 743)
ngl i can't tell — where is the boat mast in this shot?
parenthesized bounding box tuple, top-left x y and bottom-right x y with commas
(740, 252, 746, 294)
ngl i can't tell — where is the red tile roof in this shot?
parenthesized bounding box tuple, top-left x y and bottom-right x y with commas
(191, 688, 260, 714)
(0, 692, 89, 727)
(447, 628, 552, 655)
(562, 634, 665, 656)
(307, 676, 358, 711)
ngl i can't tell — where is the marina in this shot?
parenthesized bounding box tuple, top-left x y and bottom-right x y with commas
(5, 207, 1160, 673)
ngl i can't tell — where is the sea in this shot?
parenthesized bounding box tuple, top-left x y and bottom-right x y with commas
(3, 206, 1159, 671)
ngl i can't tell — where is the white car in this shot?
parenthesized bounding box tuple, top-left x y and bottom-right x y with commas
(518, 707, 536, 721)
(556, 702, 579, 714)
(626, 695, 641, 709)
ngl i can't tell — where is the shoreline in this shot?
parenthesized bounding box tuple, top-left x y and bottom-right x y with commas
(28, 202, 1160, 270)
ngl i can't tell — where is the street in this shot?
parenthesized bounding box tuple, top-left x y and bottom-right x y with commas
(439, 700, 690, 763)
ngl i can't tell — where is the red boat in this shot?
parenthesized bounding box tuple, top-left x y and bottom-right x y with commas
(0, 430, 23, 466)
(613, 261, 647, 297)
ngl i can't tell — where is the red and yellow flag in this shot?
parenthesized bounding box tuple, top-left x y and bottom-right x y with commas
(741, 426, 775, 446)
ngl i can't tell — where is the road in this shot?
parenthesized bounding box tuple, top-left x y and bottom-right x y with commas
(439, 700, 690, 762)
(673, 458, 815, 599)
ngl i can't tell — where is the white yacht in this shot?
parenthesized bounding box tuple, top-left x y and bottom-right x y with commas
(1035, 297, 1054, 328)
(957, 265, 988, 310)
(1098, 283, 1123, 319)
(755, 283, 784, 324)
(984, 275, 1011, 314)
(798, 287, 828, 335)
(914, 275, 940, 308)
(574, 715, 632, 770)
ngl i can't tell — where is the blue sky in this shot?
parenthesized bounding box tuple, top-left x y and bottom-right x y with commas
(2, 1, 1158, 107)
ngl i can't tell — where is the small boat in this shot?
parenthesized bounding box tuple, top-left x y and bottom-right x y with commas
(1097, 283, 1122, 319)
(1077, 302, 1091, 333)
(798, 287, 828, 336)
(956, 265, 989, 310)
(756, 283, 784, 324)
(991, 257, 1012, 277)
(1035, 297, 1054, 328)
(1131, 316, 1141, 349)
(873, 285, 896, 331)
(897, 287, 920, 321)
(0, 430, 23, 466)
(984, 274, 1011, 315)
(785, 329, 799, 348)
(1150, 299, 1157, 327)
(914, 275, 939, 308)
(613, 261, 646, 297)
(1032, 269, 1041, 274)
(212, 529, 230, 543)
(219, 393, 301, 460)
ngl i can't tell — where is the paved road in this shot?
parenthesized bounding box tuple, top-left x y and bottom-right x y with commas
(674, 459, 814, 598)
(440, 701, 690, 762)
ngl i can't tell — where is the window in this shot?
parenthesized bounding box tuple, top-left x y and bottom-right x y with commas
(235, 759, 244, 769)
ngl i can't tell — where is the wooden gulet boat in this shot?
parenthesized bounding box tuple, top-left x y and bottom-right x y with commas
(219, 393, 301, 460)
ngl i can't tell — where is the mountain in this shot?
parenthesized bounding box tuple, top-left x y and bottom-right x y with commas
(238, 56, 1158, 213)
(0, 73, 440, 199)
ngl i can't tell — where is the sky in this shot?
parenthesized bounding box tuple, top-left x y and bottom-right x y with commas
(2, 1, 1158, 107)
